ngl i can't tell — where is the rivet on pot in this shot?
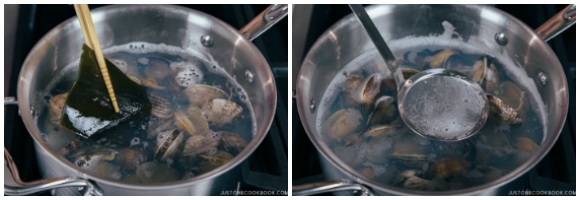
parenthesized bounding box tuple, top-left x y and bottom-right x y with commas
(537, 71, 547, 86)
(494, 32, 508, 46)
(309, 99, 316, 113)
(200, 34, 214, 47)
(245, 70, 254, 83)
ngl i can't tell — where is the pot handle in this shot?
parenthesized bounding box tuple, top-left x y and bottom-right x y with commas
(239, 4, 288, 41)
(535, 4, 576, 42)
(5, 147, 103, 195)
(292, 180, 374, 196)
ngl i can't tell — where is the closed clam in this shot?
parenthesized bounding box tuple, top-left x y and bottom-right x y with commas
(201, 150, 234, 165)
(389, 135, 429, 169)
(184, 84, 228, 108)
(148, 91, 173, 119)
(403, 176, 439, 191)
(323, 108, 362, 140)
(514, 137, 538, 164)
(174, 106, 209, 136)
(182, 133, 219, 156)
(155, 129, 185, 161)
(202, 98, 243, 126)
(49, 92, 68, 125)
(220, 131, 248, 153)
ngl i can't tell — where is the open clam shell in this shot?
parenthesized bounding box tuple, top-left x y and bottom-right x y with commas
(184, 84, 228, 108)
(175, 106, 210, 136)
(154, 129, 185, 161)
(201, 98, 243, 126)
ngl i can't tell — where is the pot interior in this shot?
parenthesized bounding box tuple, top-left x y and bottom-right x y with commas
(296, 4, 567, 195)
(18, 5, 276, 188)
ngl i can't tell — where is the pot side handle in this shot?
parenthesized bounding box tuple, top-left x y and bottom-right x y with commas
(292, 180, 374, 196)
(4, 148, 103, 196)
(535, 4, 576, 42)
(239, 4, 288, 42)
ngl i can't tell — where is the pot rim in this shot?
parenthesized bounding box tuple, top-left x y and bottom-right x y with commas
(296, 4, 568, 195)
(17, 4, 276, 191)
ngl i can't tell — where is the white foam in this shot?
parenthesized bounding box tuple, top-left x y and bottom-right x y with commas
(65, 106, 112, 137)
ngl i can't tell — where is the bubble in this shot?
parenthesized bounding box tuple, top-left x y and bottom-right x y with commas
(130, 137, 140, 146)
(137, 57, 150, 65)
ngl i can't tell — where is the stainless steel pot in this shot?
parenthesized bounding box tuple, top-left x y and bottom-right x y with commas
(294, 4, 574, 195)
(5, 4, 287, 195)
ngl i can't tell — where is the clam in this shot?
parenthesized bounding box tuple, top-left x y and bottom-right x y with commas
(71, 146, 118, 164)
(323, 108, 362, 140)
(148, 91, 173, 119)
(428, 157, 471, 179)
(364, 122, 404, 139)
(129, 75, 164, 89)
(389, 154, 428, 169)
(49, 92, 68, 125)
(147, 117, 176, 138)
(429, 49, 456, 68)
(142, 57, 170, 80)
(352, 73, 381, 105)
(136, 162, 180, 183)
(343, 75, 364, 106)
(514, 137, 538, 152)
(174, 106, 209, 136)
(220, 131, 248, 153)
(390, 135, 428, 169)
(182, 133, 219, 156)
(154, 129, 185, 161)
(514, 137, 538, 164)
(118, 148, 146, 170)
(367, 95, 397, 126)
(200, 150, 234, 166)
(497, 81, 529, 117)
(394, 169, 420, 184)
(403, 176, 436, 191)
(483, 63, 499, 92)
(488, 94, 522, 125)
(360, 167, 375, 179)
(470, 56, 488, 84)
(70, 147, 121, 180)
(184, 84, 229, 108)
(93, 162, 122, 180)
(202, 98, 243, 126)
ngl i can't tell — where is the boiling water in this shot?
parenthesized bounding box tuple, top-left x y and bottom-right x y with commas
(37, 42, 256, 184)
(317, 47, 545, 191)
